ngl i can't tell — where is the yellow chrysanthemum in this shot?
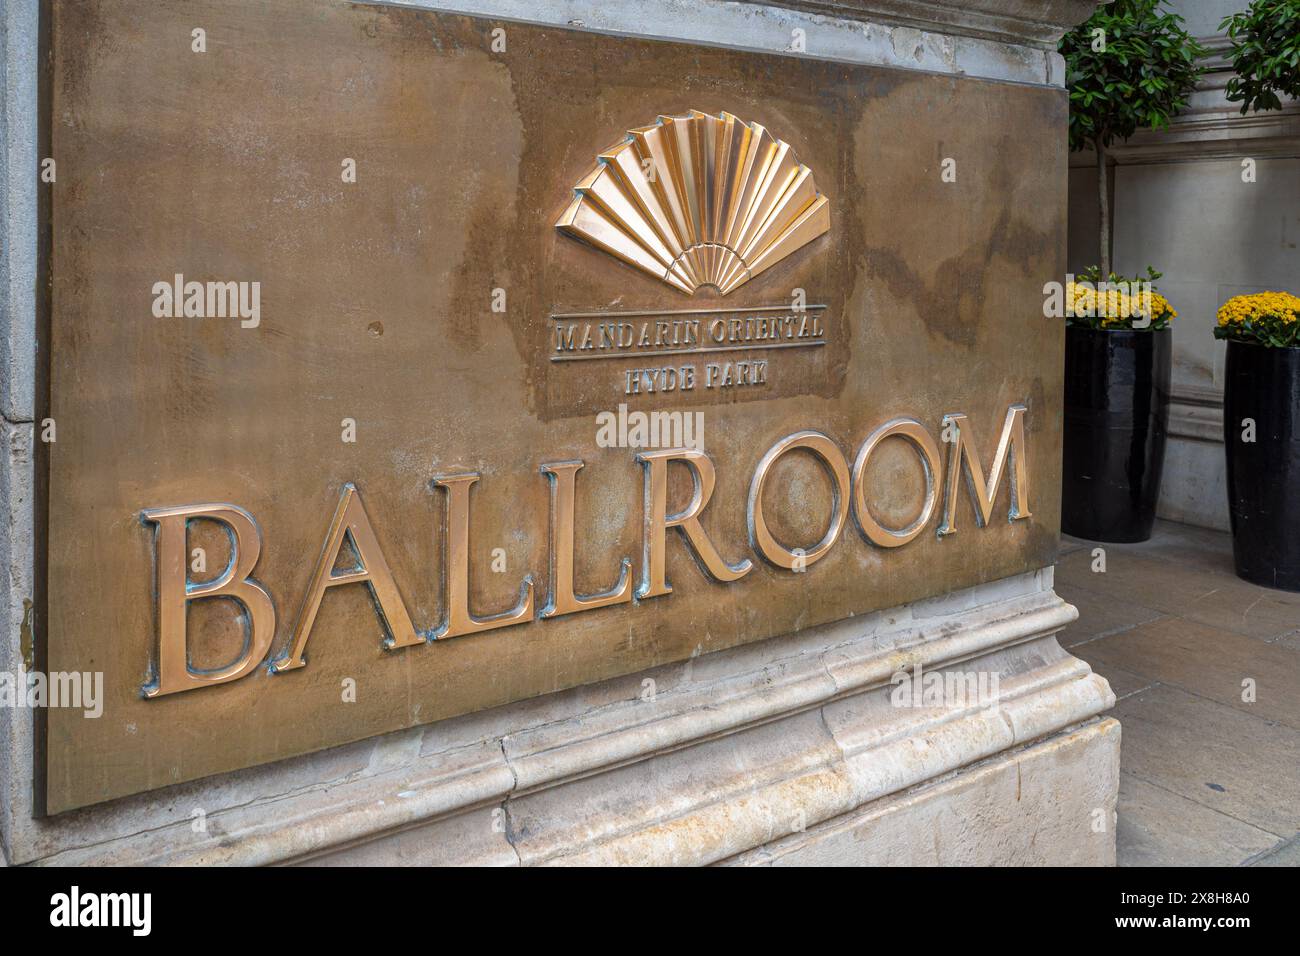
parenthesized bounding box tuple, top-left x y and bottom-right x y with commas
(1216, 292, 1300, 328)
(1066, 281, 1176, 327)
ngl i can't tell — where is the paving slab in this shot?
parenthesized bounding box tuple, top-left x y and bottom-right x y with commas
(1080, 617, 1300, 730)
(1059, 521, 1300, 866)
(1068, 647, 1158, 701)
(1248, 836, 1300, 867)
(1117, 774, 1279, 867)
(1110, 685, 1299, 838)
(1056, 546, 1300, 642)
(1058, 536, 1090, 556)
(1055, 580, 1164, 647)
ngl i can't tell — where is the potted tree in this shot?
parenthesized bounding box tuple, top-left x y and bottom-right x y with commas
(1058, 0, 1203, 542)
(1214, 1, 1300, 590)
(1221, 0, 1300, 115)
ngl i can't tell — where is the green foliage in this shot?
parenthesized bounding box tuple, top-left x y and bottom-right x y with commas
(1078, 265, 1164, 286)
(1061, 0, 1206, 151)
(1213, 319, 1300, 347)
(1221, 0, 1300, 114)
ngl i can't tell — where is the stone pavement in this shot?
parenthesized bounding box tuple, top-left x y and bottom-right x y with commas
(1057, 521, 1300, 866)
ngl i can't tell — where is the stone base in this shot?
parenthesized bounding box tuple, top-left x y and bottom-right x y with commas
(296, 571, 1116, 867)
(5, 569, 1118, 866)
(304, 716, 1120, 867)
(726, 717, 1119, 866)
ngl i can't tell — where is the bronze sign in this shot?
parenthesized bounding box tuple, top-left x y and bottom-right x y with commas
(41, 0, 1065, 812)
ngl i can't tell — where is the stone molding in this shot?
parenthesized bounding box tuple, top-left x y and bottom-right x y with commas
(377, 0, 1102, 87)
(1169, 384, 1225, 444)
(1102, 33, 1300, 165)
(16, 569, 1112, 865)
(760, 1, 1106, 49)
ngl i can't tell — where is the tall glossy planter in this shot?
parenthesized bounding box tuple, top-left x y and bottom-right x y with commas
(1224, 341, 1300, 592)
(1062, 327, 1171, 543)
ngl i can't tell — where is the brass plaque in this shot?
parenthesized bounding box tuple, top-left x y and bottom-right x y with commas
(42, 0, 1066, 812)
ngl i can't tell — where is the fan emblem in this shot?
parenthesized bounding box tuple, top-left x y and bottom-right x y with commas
(556, 110, 830, 295)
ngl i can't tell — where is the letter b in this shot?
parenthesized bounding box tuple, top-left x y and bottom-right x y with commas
(141, 504, 275, 697)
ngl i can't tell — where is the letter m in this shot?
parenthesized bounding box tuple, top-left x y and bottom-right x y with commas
(206, 281, 240, 318)
(938, 404, 1031, 535)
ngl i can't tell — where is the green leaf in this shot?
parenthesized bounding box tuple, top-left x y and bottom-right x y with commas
(1219, 0, 1300, 114)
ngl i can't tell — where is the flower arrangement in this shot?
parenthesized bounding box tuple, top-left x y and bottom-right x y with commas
(1214, 291, 1300, 348)
(1066, 266, 1176, 331)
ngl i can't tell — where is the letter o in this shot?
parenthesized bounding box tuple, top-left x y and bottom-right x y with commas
(747, 431, 850, 569)
(851, 418, 942, 547)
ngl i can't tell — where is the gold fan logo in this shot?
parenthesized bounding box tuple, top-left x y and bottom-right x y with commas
(556, 110, 830, 296)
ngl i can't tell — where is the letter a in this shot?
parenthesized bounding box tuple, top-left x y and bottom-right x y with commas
(275, 483, 422, 672)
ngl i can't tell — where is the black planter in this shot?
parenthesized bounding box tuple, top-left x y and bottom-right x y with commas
(1062, 327, 1171, 543)
(1223, 340, 1300, 592)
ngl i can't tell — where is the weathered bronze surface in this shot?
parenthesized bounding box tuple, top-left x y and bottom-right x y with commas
(43, 0, 1066, 812)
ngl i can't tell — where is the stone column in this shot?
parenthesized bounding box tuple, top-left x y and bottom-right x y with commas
(1, 0, 1113, 866)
